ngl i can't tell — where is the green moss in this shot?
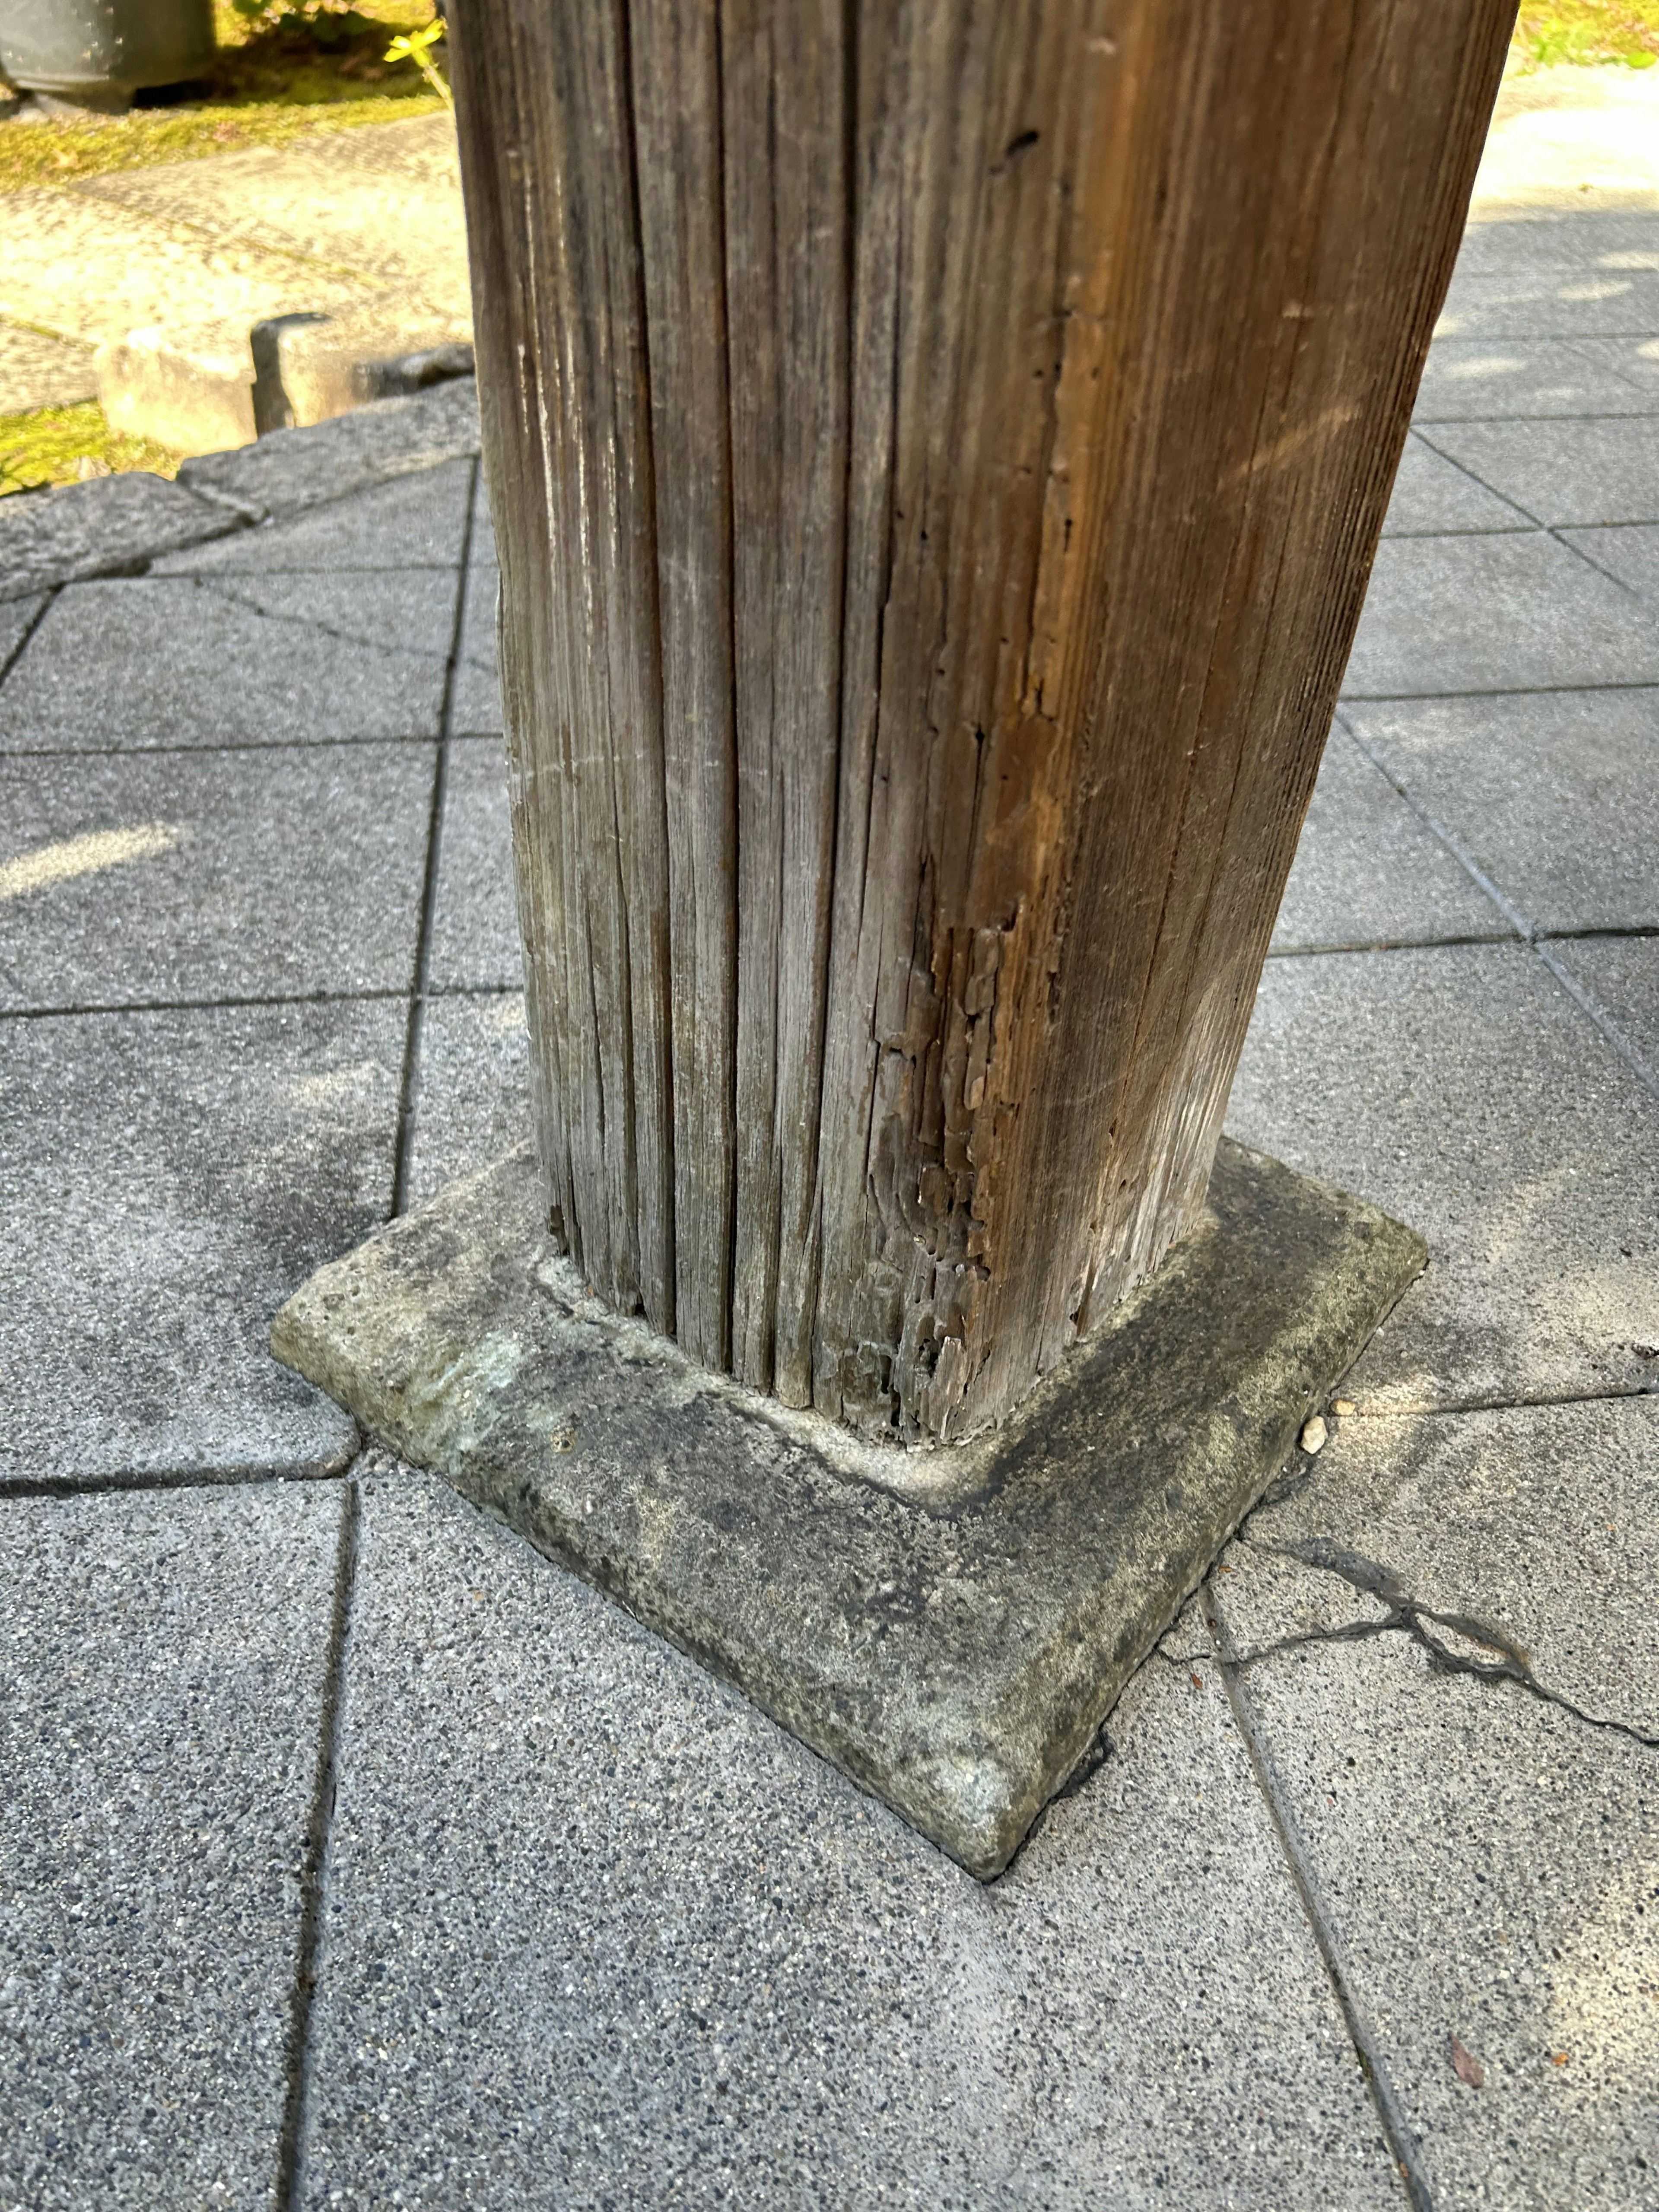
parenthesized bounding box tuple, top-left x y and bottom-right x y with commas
(1513, 2, 1659, 67)
(0, 404, 182, 497)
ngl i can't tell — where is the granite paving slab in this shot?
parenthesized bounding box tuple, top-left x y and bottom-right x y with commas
(1379, 435, 1535, 537)
(1344, 690, 1659, 934)
(294, 1468, 1405, 2212)
(1435, 268, 1659, 340)
(192, 566, 461, 660)
(1548, 933, 1659, 1069)
(1450, 210, 1659, 278)
(0, 574, 454, 750)
(428, 734, 520, 991)
(1412, 336, 1654, 421)
(1225, 942, 1659, 1412)
(1211, 1632, 1658, 2212)
(0, 591, 45, 674)
(450, 558, 501, 733)
(1558, 520, 1659, 604)
(0, 1480, 343, 2212)
(0, 997, 404, 1486)
(0, 741, 434, 1010)
(1422, 417, 1659, 528)
(405, 990, 531, 1211)
(178, 377, 480, 523)
(1269, 727, 1509, 954)
(1221, 1396, 1659, 1741)
(0, 472, 239, 602)
(1571, 334, 1659, 392)
(1340, 531, 1659, 696)
(150, 456, 476, 576)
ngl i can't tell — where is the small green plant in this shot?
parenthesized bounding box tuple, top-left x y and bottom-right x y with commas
(384, 19, 450, 105)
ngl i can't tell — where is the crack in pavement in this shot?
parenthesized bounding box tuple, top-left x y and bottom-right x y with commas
(1223, 1537, 1659, 1752)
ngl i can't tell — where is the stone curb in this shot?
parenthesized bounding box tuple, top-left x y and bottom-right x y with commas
(0, 376, 481, 603)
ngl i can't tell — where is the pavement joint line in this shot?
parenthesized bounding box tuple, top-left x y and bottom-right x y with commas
(1198, 1578, 1437, 2212)
(1265, 929, 1521, 958)
(1380, 524, 1535, 538)
(0, 729, 481, 757)
(1562, 333, 1659, 395)
(1229, 1538, 1659, 1754)
(1415, 409, 1659, 427)
(1340, 715, 1659, 1103)
(1538, 521, 1659, 602)
(1400, 426, 1534, 531)
(1322, 1382, 1659, 1421)
(391, 454, 480, 1219)
(0, 985, 411, 1022)
(1535, 922, 1659, 942)
(183, 573, 458, 667)
(0, 584, 56, 688)
(1533, 937, 1659, 1097)
(1405, 429, 1659, 582)
(155, 559, 463, 577)
(0, 979, 517, 1023)
(274, 1471, 361, 2212)
(1341, 677, 1659, 701)
(0, 1456, 360, 1502)
(1401, 431, 1561, 535)
(1437, 321, 1659, 341)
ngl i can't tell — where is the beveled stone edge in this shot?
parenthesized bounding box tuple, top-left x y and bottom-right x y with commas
(273, 1144, 1427, 1878)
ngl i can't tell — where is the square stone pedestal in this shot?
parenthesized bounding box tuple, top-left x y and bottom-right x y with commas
(273, 1140, 1424, 1878)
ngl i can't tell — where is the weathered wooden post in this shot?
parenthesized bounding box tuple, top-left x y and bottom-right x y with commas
(278, 0, 1515, 1874)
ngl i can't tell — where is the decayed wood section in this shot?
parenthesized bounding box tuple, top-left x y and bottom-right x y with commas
(448, 0, 1515, 1445)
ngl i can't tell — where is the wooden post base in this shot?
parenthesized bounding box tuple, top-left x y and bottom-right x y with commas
(274, 1146, 1424, 1877)
(448, 0, 1511, 1446)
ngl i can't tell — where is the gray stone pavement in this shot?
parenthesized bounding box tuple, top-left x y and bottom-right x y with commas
(2, 195, 1657, 2212)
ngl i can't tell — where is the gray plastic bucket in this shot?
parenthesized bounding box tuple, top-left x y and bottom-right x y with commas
(0, 0, 216, 108)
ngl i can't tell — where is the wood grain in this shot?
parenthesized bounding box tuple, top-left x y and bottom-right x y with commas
(448, 0, 1516, 1442)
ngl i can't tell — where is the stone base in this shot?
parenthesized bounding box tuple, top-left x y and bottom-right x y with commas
(272, 1140, 1425, 1878)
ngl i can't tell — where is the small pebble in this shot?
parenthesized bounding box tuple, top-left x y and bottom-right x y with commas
(1332, 1398, 1355, 1417)
(1300, 1414, 1328, 1454)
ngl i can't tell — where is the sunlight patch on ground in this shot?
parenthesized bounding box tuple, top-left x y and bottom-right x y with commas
(0, 823, 185, 901)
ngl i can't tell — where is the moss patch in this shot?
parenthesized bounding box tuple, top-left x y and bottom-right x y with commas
(0, 403, 182, 497)
(1513, 2, 1659, 67)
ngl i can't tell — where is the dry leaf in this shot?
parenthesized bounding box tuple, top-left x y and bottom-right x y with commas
(1550, 2052, 1569, 2067)
(1451, 2035, 1484, 2088)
